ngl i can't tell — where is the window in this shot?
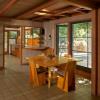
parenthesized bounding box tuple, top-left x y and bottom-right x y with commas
(56, 25, 68, 56)
(9, 31, 18, 39)
(24, 27, 41, 47)
(32, 28, 40, 38)
(72, 21, 92, 68)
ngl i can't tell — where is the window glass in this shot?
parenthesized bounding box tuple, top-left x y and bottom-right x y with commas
(88, 38, 92, 52)
(73, 22, 88, 38)
(73, 38, 87, 52)
(32, 28, 40, 38)
(56, 25, 68, 56)
(88, 53, 92, 68)
(73, 51, 88, 67)
(9, 31, 18, 39)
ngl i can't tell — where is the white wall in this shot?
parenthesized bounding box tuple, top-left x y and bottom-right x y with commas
(43, 21, 56, 48)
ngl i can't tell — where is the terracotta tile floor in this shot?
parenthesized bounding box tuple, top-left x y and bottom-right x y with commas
(0, 55, 99, 100)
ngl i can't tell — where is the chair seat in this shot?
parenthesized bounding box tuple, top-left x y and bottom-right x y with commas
(37, 67, 48, 73)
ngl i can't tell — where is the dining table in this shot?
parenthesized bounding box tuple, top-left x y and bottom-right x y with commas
(30, 55, 76, 88)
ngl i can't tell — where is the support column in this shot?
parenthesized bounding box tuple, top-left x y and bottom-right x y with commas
(97, 8, 100, 95)
(68, 23, 72, 55)
(20, 27, 25, 64)
(91, 8, 100, 96)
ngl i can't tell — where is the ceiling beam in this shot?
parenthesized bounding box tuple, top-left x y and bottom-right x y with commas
(32, 6, 78, 21)
(53, 6, 77, 15)
(22, 11, 54, 20)
(33, 10, 89, 21)
(32, 16, 57, 21)
(63, 0, 95, 10)
(16, 0, 58, 19)
(0, 16, 13, 21)
(0, 0, 18, 16)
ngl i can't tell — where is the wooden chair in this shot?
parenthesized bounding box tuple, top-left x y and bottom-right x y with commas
(56, 60, 76, 92)
(43, 47, 55, 57)
(43, 47, 58, 87)
(28, 57, 47, 87)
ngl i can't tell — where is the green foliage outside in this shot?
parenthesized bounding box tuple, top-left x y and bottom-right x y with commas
(32, 28, 40, 38)
(73, 22, 91, 37)
(9, 31, 18, 39)
(59, 26, 68, 37)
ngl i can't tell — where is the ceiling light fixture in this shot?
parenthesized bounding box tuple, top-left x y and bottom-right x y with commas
(34, 12, 50, 16)
(41, 9, 49, 12)
(34, 12, 47, 15)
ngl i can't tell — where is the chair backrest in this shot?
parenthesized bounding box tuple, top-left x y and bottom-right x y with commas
(65, 60, 76, 90)
(28, 57, 39, 86)
(58, 60, 76, 90)
(43, 47, 55, 57)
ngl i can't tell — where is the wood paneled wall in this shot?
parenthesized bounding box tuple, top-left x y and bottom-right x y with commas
(0, 19, 43, 27)
(0, 25, 4, 69)
(97, 8, 100, 95)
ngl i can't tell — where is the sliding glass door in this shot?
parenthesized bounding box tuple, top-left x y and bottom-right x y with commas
(56, 25, 68, 56)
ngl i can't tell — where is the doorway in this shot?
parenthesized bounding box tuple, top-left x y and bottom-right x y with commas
(4, 27, 20, 55)
(4, 26, 21, 70)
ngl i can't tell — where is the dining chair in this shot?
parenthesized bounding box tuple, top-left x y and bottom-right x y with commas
(43, 47, 58, 87)
(43, 47, 55, 57)
(28, 57, 47, 87)
(56, 60, 76, 92)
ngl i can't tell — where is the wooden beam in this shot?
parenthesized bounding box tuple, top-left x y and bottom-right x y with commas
(16, 0, 58, 19)
(23, 11, 54, 20)
(32, 6, 80, 21)
(32, 16, 56, 21)
(0, 16, 12, 21)
(0, 0, 18, 16)
(32, 12, 83, 21)
(63, 0, 95, 10)
(53, 6, 78, 15)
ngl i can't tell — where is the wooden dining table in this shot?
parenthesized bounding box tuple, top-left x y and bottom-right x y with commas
(31, 55, 76, 88)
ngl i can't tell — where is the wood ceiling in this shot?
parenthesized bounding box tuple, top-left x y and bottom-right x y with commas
(0, 0, 99, 21)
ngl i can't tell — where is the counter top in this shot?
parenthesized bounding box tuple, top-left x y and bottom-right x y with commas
(24, 46, 48, 51)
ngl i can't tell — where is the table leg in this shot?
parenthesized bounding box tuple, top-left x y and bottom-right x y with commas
(48, 68, 51, 88)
